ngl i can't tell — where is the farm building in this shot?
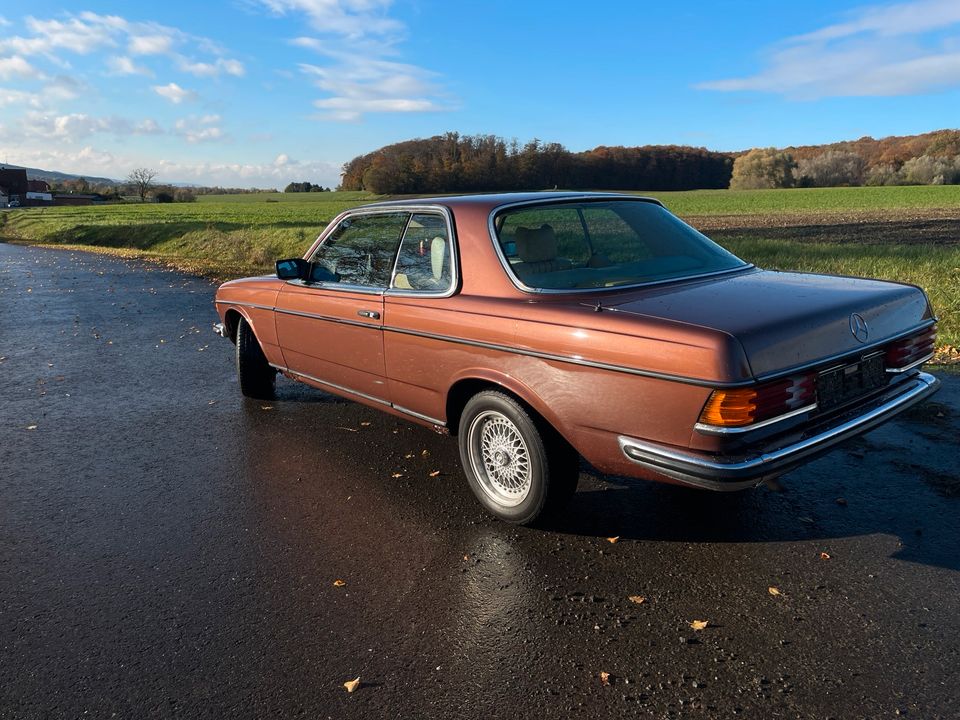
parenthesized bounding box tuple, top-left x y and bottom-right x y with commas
(0, 167, 29, 203)
(27, 179, 50, 193)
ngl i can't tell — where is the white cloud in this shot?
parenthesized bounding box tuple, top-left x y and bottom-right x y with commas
(153, 82, 197, 104)
(5, 144, 344, 188)
(16, 112, 165, 141)
(698, 0, 960, 98)
(0, 16, 11, 28)
(259, 0, 402, 39)
(176, 56, 245, 77)
(106, 55, 152, 76)
(0, 87, 43, 108)
(264, 1, 452, 121)
(128, 34, 175, 56)
(174, 114, 224, 143)
(0, 55, 43, 80)
(300, 56, 447, 121)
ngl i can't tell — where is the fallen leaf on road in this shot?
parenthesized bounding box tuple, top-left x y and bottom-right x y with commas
(391, 473, 404, 478)
(820, 552, 831, 560)
(421, 449, 430, 457)
(343, 677, 360, 693)
(627, 595, 646, 604)
(599, 671, 611, 686)
(835, 497, 847, 506)
(333, 579, 346, 587)
(690, 620, 709, 631)
(26, 425, 37, 431)
(429, 470, 441, 477)
(607, 536, 620, 544)
(336, 426, 358, 432)
(798, 516, 815, 524)
(260, 406, 273, 411)
(360, 422, 371, 427)
(404, 453, 415, 459)
(768, 587, 781, 596)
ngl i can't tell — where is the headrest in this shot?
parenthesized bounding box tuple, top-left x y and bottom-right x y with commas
(514, 224, 557, 263)
(430, 236, 446, 280)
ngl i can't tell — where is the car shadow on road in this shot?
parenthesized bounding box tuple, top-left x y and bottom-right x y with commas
(548, 463, 960, 572)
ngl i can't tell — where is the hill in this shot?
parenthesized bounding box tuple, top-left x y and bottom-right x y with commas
(0, 163, 120, 187)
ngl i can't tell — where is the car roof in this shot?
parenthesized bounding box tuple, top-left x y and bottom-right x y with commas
(360, 191, 664, 212)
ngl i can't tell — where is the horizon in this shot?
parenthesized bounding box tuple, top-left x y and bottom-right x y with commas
(2, 1, 960, 188)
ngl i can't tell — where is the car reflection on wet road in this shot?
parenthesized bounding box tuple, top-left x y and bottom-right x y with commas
(1, 243, 959, 719)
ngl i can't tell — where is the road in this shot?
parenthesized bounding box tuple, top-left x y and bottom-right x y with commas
(2, 243, 959, 719)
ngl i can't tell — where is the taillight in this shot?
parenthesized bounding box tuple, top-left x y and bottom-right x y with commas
(885, 326, 936, 371)
(699, 374, 816, 428)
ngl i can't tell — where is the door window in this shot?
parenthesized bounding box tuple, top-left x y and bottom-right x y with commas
(390, 213, 453, 292)
(309, 212, 408, 288)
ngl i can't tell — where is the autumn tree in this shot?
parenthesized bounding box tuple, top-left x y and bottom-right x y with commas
(729, 148, 796, 190)
(127, 167, 158, 201)
(796, 151, 867, 187)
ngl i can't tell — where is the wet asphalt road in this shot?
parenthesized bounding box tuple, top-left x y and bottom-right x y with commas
(1, 243, 959, 719)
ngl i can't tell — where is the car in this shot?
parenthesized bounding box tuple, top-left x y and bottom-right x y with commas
(213, 192, 939, 524)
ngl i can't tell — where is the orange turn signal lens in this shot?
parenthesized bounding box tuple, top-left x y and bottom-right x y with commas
(699, 388, 758, 427)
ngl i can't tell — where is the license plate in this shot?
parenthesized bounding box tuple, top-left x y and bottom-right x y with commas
(817, 354, 886, 412)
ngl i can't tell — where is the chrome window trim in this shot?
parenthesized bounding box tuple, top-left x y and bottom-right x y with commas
(283, 278, 386, 296)
(886, 351, 934, 374)
(485, 195, 754, 296)
(694, 403, 818, 436)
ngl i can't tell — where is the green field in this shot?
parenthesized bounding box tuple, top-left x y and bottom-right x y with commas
(1, 186, 958, 356)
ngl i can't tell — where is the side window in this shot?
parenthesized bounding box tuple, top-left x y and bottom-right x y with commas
(309, 212, 408, 288)
(390, 213, 453, 292)
(498, 207, 590, 265)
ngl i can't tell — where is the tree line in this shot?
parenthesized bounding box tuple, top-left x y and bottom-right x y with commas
(732, 129, 960, 189)
(339, 133, 734, 194)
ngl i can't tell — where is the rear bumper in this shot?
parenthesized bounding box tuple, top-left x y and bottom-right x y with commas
(618, 371, 940, 491)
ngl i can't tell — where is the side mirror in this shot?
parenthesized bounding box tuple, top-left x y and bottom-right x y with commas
(276, 258, 310, 280)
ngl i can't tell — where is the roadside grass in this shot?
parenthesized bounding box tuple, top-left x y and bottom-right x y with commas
(2, 186, 958, 356)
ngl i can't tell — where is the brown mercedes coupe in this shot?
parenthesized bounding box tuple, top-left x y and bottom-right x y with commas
(213, 192, 939, 524)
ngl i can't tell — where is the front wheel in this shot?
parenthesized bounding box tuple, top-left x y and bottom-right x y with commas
(235, 317, 276, 399)
(458, 390, 578, 525)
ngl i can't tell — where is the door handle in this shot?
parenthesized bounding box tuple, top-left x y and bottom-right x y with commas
(357, 309, 380, 319)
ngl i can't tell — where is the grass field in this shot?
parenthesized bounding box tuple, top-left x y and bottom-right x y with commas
(1, 185, 958, 357)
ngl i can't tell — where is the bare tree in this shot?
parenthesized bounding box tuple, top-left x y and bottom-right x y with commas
(127, 168, 158, 201)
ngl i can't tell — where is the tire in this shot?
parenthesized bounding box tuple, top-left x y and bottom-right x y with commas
(458, 390, 579, 525)
(236, 317, 276, 399)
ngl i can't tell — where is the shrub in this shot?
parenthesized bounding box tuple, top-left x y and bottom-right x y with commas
(729, 148, 796, 190)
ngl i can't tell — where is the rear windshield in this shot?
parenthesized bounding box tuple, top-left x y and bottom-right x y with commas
(493, 200, 748, 291)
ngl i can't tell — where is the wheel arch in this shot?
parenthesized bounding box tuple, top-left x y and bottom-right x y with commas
(444, 370, 575, 449)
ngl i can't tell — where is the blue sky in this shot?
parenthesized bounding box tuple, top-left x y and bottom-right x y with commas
(1, 0, 959, 188)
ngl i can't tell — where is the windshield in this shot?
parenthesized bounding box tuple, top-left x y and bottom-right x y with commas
(493, 200, 748, 291)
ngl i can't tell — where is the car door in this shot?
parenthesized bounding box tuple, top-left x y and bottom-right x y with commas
(275, 210, 410, 403)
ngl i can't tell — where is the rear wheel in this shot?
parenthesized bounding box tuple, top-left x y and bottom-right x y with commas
(236, 317, 276, 399)
(458, 390, 578, 525)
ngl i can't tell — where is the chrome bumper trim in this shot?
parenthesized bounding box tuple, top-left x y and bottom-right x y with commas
(213, 322, 227, 338)
(619, 372, 940, 490)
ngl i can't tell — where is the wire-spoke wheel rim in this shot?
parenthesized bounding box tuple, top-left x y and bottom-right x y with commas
(467, 410, 532, 508)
